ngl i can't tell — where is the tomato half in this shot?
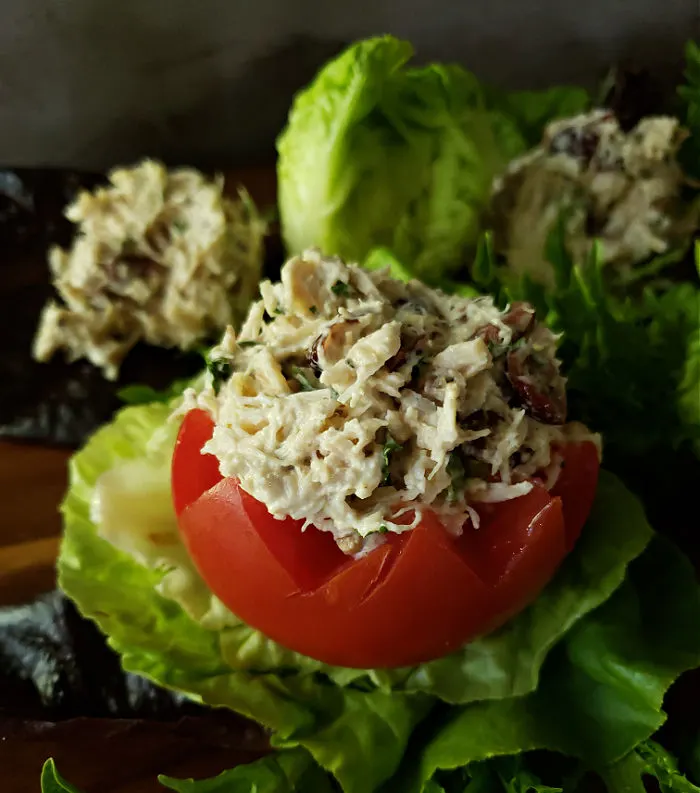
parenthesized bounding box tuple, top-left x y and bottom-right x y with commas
(173, 409, 599, 668)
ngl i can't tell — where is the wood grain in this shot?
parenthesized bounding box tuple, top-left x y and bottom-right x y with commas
(0, 165, 278, 792)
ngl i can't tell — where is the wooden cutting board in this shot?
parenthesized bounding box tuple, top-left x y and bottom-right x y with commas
(0, 164, 277, 793)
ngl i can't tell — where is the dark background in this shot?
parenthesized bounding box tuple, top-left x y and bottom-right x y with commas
(0, 0, 698, 169)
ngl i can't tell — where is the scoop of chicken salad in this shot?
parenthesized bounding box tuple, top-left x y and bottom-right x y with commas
(33, 159, 266, 379)
(184, 249, 600, 556)
(490, 110, 698, 286)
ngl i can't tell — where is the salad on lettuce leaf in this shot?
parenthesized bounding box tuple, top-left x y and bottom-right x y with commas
(277, 34, 700, 510)
(43, 34, 700, 793)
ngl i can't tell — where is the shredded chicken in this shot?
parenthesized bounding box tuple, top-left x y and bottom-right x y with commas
(491, 110, 697, 286)
(188, 249, 600, 554)
(32, 159, 266, 379)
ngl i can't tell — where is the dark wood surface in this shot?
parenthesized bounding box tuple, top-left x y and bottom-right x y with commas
(0, 165, 277, 792)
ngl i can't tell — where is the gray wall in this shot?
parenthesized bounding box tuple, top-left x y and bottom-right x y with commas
(0, 0, 698, 169)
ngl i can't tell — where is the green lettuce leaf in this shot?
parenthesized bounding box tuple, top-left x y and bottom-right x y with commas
(55, 399, 694, 793)
(41, 760, 83, 793)
(59, 400, 651, 704)
(117, 379, 194, 406)
(277, 35, 526, 283)
(58, 402, 430, 793)
(41, 751, 335, 793)
(159, 749, 334, 793)
(409, 754, 564, 793)
(391, 536, 700, 791)
(470, 227, 700, 466)
(601, 740, 700, 793)
(483, 84, 590, 147)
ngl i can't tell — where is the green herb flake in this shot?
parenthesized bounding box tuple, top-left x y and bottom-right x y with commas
(238, 340, 262, 348)
(446, 452, 467, 502)
(382, 435, 402, 484)
(378, 525, 389, 534)
(331, 280, 352, 297)
(487, 339, 509, 358)
(309, 305, 319, 315)
(207, 357, 233, 393)
(172, 218, 188, 233)
(291, 366, 319, 391)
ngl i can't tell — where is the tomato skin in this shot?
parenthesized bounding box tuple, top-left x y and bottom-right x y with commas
(172, 409, 222, 517)
(239, 487, 350, 593)
(173, 410, 598, 668)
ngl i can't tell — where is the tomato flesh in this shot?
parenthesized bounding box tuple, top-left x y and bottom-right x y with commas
(173, 409, 598, 668)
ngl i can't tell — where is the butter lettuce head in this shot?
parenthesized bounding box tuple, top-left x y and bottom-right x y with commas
(277, 35, 591, 285)
(277, 36, 526, 283)
(53, 397, 700, 792)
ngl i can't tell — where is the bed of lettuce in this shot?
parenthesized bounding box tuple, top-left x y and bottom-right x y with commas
(45, 35, 700, 793)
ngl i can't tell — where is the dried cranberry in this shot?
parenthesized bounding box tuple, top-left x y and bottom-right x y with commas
(477, 324, 501, 345)
(506, 350, 567, 425)
(502, 302, 535, 340)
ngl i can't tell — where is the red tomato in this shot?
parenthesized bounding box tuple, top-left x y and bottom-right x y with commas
(173, 410, 598, 668)
(172, 408, 222, 517)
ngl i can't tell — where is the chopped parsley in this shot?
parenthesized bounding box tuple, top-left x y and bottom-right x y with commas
(309, 305, 319, 315)
(331, 280, 352, 297)
(446, 452, 466, 502)
(207, 357, 233, 393)
(291, 366, 319, 391)
(378, 525, 389, 534)
(487, 339, 509, 358)
(382, 435, 402, 484)
(237, 340, 261, 348)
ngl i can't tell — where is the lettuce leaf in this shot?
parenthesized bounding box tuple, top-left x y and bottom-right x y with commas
(470, 229, 700, 468)
(601, 741, 700, 793)
(117, 379, 193, 406)
(277, 35, 525, 283)
(41, 751, 334, 793)
(482, 84, 590, 147)
(59, 400, 651, 701)
(41, 760, 83, 793)
(388, 536, 700, 792)
(159, 749, 334, 793)
(55, 399, 698, 792)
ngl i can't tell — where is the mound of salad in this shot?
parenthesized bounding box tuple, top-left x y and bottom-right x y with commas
(44, 35, 700, 793)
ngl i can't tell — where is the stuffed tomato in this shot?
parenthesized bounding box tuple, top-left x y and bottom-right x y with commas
(172, 249, 600, 668)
